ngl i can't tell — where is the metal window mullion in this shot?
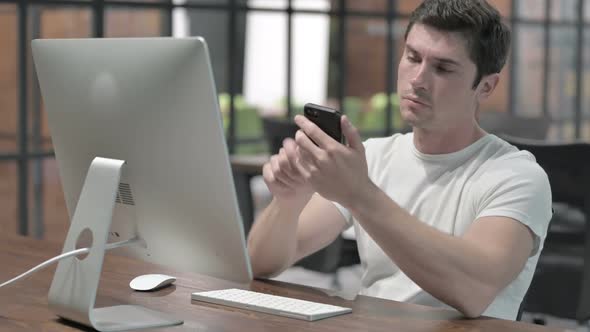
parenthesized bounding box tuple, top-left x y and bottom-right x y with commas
(93, 0, 104, 38)
(0, 0, 89, 5)
(574, 0, 584, 139)
(161, 0, 173, 37)
(227, 0, 237, 154)
(508, 0, 517, 115)
(0, 151, 55, 161)
(286, 0, 293, 117)
(384, 0, 395, 136)
(542, 0, 550, 118)
(17, 1, 29, 236)
(31, 5, 44, 239)
(514, 18, 581, 26)
(337, 0, 346, 114)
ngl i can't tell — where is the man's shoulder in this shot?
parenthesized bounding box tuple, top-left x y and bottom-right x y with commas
(475, 135, 550, 188)
(483, 136, 545, 171)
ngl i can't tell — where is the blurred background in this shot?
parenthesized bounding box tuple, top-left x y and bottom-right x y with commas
(1, 0, 589, 328)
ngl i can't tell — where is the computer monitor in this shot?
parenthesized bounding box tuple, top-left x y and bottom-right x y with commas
(32, 37, 253, 330)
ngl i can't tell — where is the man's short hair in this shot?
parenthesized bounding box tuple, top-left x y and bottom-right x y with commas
(404, 0, 511, 88)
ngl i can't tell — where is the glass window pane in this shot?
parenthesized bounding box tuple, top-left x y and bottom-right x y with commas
(582, 121, 590, 141)
(392, 19, 410, 133)
(397, 1, 511, 20)
(397, 0, 421, 16)
(0, 5, 17, 153)
(513, 26, 544, 117)
(185, 0, 228, 3)
(188, 9, 234, 97)
(346, 0, 386, 13)
(550, 0, 578, 23)
(292, 10, 331, 110)
(181, 0, 251, 12)
(36, 7, 92, 38)
(108, 0, 166, 2)
(248, 0, 287, 10)
(582, 27, 590, 141)
(343, 17, 392, 136)
(394, 18, 409, 63)
(481, 62, 510, 114)
(185, 0, 247, 4)
(105, 8, 166, 37)
(293, 0, 330, 11)
(478, 3, 510, 114)
(241, 11, 287, 153)
(489, 0, 512, 18)
(29, 158, 69, 242)
(516, 0, 546, 20)
(243, 11, 286, 115)
(29, 7, 92, 154)
(547, 26, 577, 141)
(187, 7, 259, 153)
(0, 162, 17, 236)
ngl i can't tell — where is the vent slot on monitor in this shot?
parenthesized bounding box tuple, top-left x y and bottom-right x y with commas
(115, 182, 135, 206)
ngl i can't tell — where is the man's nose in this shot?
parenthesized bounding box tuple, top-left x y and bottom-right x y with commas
(410, 63, 429, 90)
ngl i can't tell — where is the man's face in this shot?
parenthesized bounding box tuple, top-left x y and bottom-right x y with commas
(397, 23, 481, 132)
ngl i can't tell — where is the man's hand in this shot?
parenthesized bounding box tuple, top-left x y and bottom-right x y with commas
(293, 114, 369, 208)
(262, 138, 313, 209)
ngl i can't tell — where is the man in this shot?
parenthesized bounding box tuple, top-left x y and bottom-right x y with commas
(247, 0, 552, 320)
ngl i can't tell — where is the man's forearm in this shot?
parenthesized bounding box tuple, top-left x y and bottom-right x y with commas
(348, 183, 502, 317)
(247, 198, 306, 278)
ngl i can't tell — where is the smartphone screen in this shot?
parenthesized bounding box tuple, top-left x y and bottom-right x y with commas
(303, 103, 343, 144)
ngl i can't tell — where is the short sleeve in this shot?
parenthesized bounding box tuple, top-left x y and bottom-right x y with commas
(474, 154, 553, 256)
(332, 201, 353, 228)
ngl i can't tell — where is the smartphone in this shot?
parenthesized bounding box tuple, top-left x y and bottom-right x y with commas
(303, 103, 343, 144)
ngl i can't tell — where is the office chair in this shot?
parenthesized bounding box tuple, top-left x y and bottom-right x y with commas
(501, 134, 590, 324)
(262, 116, 299, 154)
(261, 116, 360, 273)
(478, 112, 550, 140)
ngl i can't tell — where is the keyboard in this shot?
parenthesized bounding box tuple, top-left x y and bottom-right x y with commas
(191, 288, 352, 321)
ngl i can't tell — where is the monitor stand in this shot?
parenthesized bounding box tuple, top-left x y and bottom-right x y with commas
(47, 157, 183, 331)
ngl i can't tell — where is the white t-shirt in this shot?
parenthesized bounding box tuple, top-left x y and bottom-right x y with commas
(334, 133, 552, 320)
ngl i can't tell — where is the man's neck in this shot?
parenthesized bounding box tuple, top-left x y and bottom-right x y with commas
(412, 124, 486, 155)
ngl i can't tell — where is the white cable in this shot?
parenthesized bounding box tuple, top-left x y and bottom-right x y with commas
(0, 237, 141, 289)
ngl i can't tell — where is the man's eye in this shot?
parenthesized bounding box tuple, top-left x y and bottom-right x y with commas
(407, 55, 420, 63)
(436, 66, 452, 73)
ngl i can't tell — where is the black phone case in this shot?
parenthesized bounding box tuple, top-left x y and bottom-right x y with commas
(303, 103, 343, 144)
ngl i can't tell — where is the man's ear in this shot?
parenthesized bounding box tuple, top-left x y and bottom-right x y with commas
(477, 73, 500, 101)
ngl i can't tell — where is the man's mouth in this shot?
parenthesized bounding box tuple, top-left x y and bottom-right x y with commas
(402, 95, 430, 107)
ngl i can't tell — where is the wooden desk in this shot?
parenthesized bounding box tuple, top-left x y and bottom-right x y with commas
(230, 154, 269, 175)
(0, 234, 564, 332)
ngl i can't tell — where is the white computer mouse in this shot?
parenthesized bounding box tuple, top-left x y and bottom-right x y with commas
(129, 274, 176, 291)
